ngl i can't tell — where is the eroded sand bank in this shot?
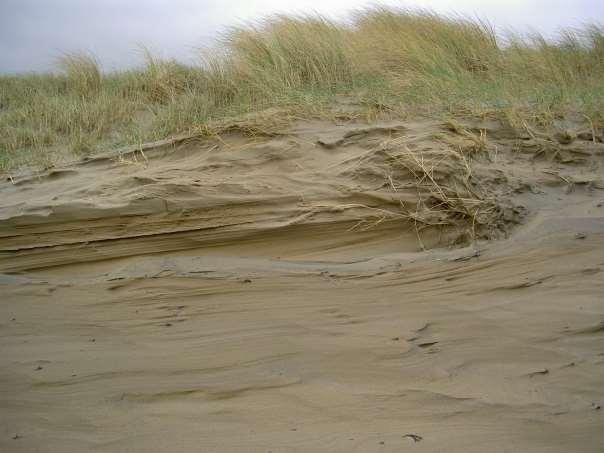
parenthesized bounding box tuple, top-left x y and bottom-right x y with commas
(1, 117, 603, 452)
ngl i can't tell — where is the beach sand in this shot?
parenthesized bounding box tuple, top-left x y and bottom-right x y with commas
(1, 117, 603, 452)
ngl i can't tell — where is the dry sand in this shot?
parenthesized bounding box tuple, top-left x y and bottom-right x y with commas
(1, 117, 603, 452)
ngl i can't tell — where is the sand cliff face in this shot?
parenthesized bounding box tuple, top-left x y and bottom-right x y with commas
(1, 117, 603, 452)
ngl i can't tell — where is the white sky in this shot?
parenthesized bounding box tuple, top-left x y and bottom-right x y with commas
(0, 0, 602, 73)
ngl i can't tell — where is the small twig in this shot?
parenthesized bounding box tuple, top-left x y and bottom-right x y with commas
(542, 170, 571, 185)
(138, 146, 149, 166)
(582, 114, 597, 144)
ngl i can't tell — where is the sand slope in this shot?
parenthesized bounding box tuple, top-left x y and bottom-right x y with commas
(1, 117, 603, 452)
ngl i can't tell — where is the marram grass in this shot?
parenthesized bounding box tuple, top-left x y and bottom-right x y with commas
(1, 7, 603, 170)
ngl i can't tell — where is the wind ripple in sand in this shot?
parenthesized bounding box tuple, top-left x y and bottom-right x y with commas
(1, 118, 604, 452)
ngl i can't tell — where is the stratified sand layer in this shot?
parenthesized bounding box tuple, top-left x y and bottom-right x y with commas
(1, 117, 603, 452)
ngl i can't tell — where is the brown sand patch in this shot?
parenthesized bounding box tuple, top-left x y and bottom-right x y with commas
(1, 117, 603, 452)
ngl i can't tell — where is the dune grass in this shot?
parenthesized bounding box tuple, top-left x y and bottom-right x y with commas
(1, 6, 603, 171)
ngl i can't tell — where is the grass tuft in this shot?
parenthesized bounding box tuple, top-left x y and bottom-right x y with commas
(56, 51, 102, 97)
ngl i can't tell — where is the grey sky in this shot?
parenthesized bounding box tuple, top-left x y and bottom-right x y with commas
(1, 0, 602, 74)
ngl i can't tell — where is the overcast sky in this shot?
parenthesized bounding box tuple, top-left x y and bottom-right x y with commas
(1, 0, 602, 74)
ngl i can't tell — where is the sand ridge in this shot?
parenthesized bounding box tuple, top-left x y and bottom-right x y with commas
(1, 116, 603, 452)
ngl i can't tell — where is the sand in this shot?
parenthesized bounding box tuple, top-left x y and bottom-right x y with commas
(1, 116, 603, 452)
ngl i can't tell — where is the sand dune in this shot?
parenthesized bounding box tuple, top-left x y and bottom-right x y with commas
(1, 117, 603, 452)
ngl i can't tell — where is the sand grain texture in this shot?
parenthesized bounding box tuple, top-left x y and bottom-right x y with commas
(1, 118, 603, 452)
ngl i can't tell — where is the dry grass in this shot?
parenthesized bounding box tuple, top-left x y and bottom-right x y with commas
(1, 7, 603, 171)
(380, 137, 497, 238)
(56, 52, 102, 97)
(333, 123, 503, 244)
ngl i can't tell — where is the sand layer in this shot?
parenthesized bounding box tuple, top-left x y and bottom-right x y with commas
(1, 117, 604, 452)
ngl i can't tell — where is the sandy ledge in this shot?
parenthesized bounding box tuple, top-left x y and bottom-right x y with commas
(1, 117, 603, 452)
